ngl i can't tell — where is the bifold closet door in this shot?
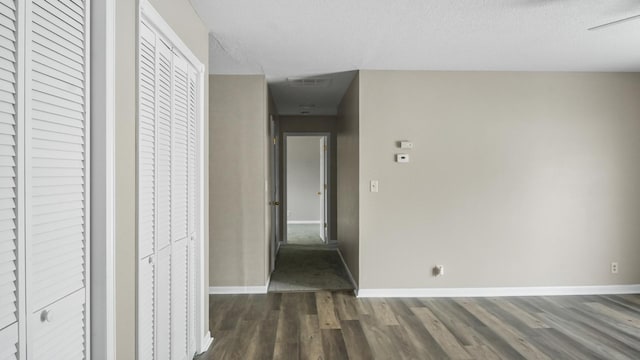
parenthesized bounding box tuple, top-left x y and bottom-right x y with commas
(138, 18, 199, 360)
(0, 0, 19, 358)
(170, 52, 189, 360)
(26, 0, 90, 359)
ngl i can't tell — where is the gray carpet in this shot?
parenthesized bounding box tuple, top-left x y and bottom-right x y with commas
(268, 246, 354, 292)
(287, 224, 324, 245)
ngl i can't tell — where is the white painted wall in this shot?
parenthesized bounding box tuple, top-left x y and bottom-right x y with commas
(287, 136, 322, 222)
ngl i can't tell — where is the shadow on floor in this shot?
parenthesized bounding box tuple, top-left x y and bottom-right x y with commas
(268, 245, 354, 292)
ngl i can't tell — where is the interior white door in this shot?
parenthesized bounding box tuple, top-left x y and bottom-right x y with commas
(0, 0, 19, 356)
(26, 0, 90, 358)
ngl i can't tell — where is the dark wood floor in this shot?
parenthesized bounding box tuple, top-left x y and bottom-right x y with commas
(198, 291, 640, 360)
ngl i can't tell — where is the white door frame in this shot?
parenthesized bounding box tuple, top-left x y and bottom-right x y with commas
(90, 0, 116, 359)
(282, 132, 331, 245)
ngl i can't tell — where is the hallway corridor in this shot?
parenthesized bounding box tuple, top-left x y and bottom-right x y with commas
(268, 246, 354, 293)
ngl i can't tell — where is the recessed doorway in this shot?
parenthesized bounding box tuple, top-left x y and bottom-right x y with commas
(283, 133, 331, 245)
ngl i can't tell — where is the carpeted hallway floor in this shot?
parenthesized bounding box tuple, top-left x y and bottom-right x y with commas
(268, 245, 354, 292)
(286, 224, 324, 245)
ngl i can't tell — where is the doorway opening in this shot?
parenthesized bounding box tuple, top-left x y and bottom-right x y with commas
(283, 133, 331, 245)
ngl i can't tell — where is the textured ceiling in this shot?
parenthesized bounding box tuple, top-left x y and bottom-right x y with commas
(192, 0, 640, 114)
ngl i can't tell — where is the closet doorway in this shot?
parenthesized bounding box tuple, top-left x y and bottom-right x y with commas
(137, 2, 206, 359)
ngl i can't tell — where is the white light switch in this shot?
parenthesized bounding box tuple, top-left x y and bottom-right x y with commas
(396, 154, 410, 163)
(370, 180, 379, 193)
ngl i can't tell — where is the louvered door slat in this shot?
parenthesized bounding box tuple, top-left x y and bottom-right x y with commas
(27, 0, 88, 359)
(138, 23, 156, 260)
(139, 257, 155, 360)
(0, 0, 16, 339)
(171, 54, 188, 243)
(156, 246, 171, 360)
(0, 322, 18, 360)
(171, 241, 188, 360)
(157, 40, 171, 251)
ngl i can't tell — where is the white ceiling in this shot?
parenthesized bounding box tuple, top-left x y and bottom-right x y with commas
(192, 0, 640, 115)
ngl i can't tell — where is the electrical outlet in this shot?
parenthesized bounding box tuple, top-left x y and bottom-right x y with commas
(611, 262, 618, 274)
(433, 265, 444, 277)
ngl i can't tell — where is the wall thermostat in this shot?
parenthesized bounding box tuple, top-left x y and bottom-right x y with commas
(396, 154, 410, 163)
(400, 141, 414, 149)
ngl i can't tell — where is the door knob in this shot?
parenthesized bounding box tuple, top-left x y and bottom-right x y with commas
(317, 192, 322, 195)
(41, 309, 53, 323)
(270, 201, 280, 206)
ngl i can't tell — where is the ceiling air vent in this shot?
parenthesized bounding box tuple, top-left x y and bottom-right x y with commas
(287, 77, 332, 88)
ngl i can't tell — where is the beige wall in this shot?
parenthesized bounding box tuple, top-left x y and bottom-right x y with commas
(209, 75, 269, 287)
(358, 70, 640, 289)
(278, 116, 339, 240)
(115, 0, 209, 358)
(337, 74, 360, 286)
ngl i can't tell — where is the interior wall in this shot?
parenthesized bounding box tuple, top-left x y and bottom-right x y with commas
(286, 136, 323, 222)
(278, 116, 338, 240)
(358, 70, 640, 290)
(115, 0, 209, 358)
(337, 74, 360, 286)
(209, 75, 269, 287)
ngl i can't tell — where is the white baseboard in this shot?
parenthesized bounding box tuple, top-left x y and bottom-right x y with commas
(209, 284, 268, 294)
(336, 248, 358, 294)
(287, 220, 321, 224)
(199, 331, 214, 354)
(357, 284, 640, 298)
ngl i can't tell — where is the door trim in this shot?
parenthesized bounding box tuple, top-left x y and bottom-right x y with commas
(91, 0, 116, 358)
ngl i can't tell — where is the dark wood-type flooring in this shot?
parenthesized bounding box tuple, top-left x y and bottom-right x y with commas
(198, 291, 640, 360)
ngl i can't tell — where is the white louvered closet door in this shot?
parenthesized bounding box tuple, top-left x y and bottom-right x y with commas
(26, 0, 90, 359)
(186, 66, 197, 355)
(170, 52, 189, 360)
(138, 22, 157, 360)
(155, 37, 173, 360)
(0, 0, 19, 358)
(138, 15, 200, 360)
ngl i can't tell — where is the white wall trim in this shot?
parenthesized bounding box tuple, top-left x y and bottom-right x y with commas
(209, 285, 269, 295)
(90, 0, 115, 358)
(336, 248, 358, 293)
(287, 220, 321, 225)
(357, 284, 640, 298)
(199, 331, 214, 355)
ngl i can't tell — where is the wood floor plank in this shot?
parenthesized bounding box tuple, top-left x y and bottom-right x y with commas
(491, 298, 550, 329)
(340, 320, 375, 360)
(316, 291, 341, 329)
(299, 315, 325, 360)
(321, 329, 349, 360)
(411, 306, 473, 359)
(367, 298, 400, 326)
(333, 291, 359, 321)
(359, 314, 408, 359)
(395, 313, 450, 359)
(456, 298, 551, 360)
(464, 345, 502, 360)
